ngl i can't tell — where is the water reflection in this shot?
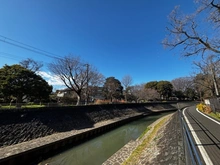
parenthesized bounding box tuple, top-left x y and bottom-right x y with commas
(40, 112, 172, 165)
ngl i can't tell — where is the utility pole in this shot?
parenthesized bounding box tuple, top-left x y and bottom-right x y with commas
(85, 64, 89, 105)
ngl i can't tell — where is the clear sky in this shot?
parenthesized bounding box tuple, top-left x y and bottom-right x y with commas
(0, 0, 201, 89)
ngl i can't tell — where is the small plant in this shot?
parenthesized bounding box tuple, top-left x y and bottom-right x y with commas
(139, 127, 151, 140)
(204, 105, 212, 114)
(94, 99, 111, 104)
(217, 112, 220, 118)
(209, 112, 220, 121)
(196, 103, 206, 112)
(197, 103, 212, 114)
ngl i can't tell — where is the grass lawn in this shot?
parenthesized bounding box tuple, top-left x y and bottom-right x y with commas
(0, 104, 46, 109)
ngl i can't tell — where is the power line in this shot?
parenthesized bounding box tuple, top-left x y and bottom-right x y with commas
(0, 52, 23, 61)
(0, 35, 63, 60)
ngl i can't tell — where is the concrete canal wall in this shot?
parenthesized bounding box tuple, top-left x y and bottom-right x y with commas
(0, 102, 179, 165)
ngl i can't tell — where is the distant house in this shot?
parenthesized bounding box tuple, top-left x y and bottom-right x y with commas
(56, 89, 76, 98)
(56, 86, 105, 103)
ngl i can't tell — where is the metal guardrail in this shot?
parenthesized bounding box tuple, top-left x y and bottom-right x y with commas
(178, 109, 203, 165)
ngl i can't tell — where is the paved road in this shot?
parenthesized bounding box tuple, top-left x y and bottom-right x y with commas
(183, 106, 220, 165)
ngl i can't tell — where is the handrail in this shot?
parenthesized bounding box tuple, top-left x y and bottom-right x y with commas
(178, 109, 203, 165)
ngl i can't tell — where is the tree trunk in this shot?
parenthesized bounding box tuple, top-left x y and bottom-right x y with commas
(124, 93, 127, 102)
(16, 96, 22, 108)
(76, 94, 81, 106)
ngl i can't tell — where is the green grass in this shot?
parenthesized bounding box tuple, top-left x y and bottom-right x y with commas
(208, 112, 220, 121)
(0, 105, 16, 109)
(122, 116, 169, 165)
(139, 127, 151, 140)
(0, 104, 46, 109)
(22, 105, 46, 108)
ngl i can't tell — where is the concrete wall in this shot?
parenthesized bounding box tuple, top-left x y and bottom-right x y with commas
(0, 102, 181, 165)
(0, 103, 158, 147)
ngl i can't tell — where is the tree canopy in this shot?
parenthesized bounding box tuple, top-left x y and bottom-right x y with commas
(102, 77, 123, 102)
(145, 81, 173, 100)
(0, 64, 52, 104)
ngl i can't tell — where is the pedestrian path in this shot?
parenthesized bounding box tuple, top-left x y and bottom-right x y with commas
(183, 106, 220, 165)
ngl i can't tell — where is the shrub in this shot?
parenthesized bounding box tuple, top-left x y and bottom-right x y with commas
(94, 99, 111, 104)
(204, 105, 212, 114)
(197, 103, 205, 112)
(197, 103, 212, 114)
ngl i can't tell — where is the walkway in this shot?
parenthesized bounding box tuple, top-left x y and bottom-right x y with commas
(183, 106, 220, 165)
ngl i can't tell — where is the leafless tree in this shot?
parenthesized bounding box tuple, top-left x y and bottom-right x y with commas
(193, 55, 220, 96)
(121, 75, 133, 102)
(163, 0, 220, 57)
(48, 55, 104, 105)
(171, 77, 194, 92)
(20, 58, 43, 72)
(129, 84, 159, 102)
(129, 84, 146, 103)
(145, 88, 160, 101)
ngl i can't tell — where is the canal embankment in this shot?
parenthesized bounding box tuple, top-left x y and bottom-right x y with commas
(0, 102, 179, 165)
(104, 111, 184, 165)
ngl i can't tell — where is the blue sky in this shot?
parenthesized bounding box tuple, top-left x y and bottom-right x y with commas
(0, 0, 201, 89)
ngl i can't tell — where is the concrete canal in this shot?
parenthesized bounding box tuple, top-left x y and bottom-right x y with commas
(40, 111, 173, 165)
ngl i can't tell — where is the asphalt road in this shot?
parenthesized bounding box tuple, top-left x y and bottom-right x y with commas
(183, 106, 220, 165)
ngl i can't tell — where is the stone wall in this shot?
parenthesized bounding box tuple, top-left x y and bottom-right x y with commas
(0, 103, 156, 148)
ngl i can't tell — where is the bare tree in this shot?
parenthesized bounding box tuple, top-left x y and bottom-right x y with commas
(87, 67, 105, 102)
(121, 75, 133, 102)
(193, 55, 220, 96)
(129, 84, 146, 103)
(48, 55, 104, 105)
(163, 0, 220, 57)
(171, 77, 194, 92)
(20, 58, 43, 72)
(145, 88, 160, 101)
(129, 84, 159, 102)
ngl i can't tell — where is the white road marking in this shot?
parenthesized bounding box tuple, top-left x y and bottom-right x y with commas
(183, 108, 213, 165)
(196, 108, 220, 125)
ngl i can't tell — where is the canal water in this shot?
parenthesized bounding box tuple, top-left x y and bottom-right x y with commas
(40, 112, 173, 165)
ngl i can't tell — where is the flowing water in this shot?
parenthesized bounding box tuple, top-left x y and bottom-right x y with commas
(40, 112, 173, 165)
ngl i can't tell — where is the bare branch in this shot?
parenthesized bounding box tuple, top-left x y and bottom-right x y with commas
(163, 1, 220, 57)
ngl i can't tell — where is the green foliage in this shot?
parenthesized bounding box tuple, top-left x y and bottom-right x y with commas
(145, 81, 158, 90)
(145, 81, 173, 100)
(0, 64, 52, 103)
(184, 88, 198, 100)
(173, 90, 185, 99)
(102, 77, 123, 101)
(156, 81, 173, 99)
(126, 93, 137, 102)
